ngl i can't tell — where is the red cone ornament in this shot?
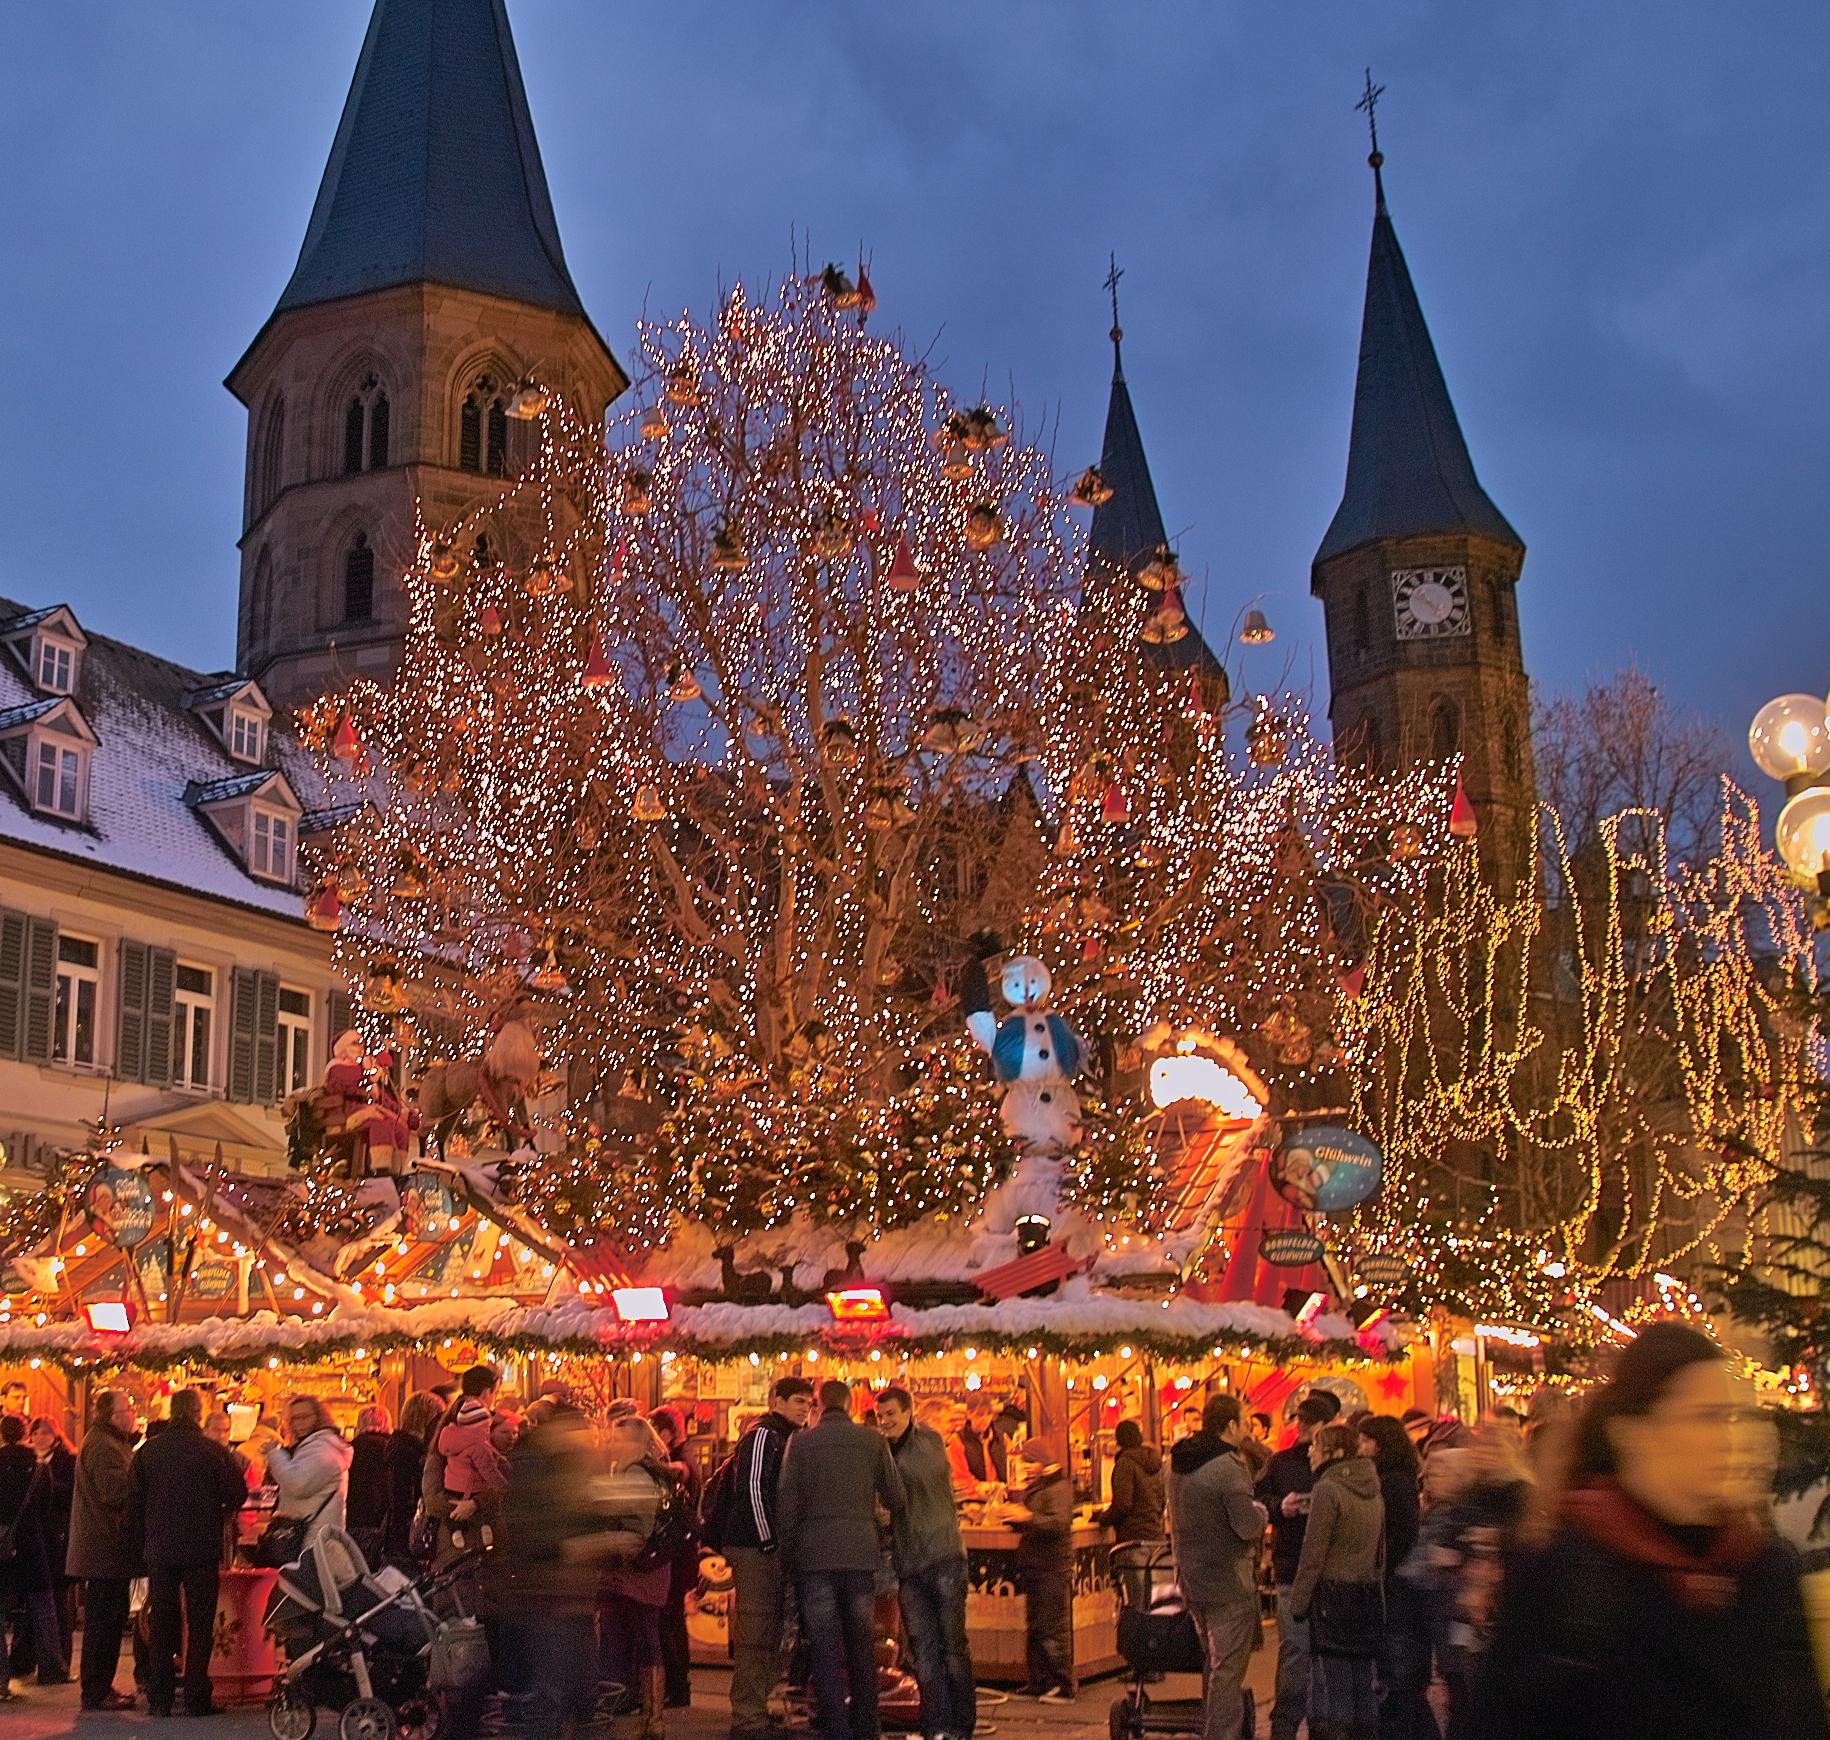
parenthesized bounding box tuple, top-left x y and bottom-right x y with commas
(1449, 777, 1478, 840)
(330, 713, 364, 763)
(885, 538, 920, 592)
(581, 631, 614, 689)
(1100, 781, 1130, 826)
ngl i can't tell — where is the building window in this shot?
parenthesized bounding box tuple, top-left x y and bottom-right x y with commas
(369, 393, 389, 468)
(173, 963, 214, 1090)
(459, 374, 508, 475)
(342, 374, 390, 475)
(255, 394, 286, 517)
(1429, 695, 1460, 762)
(52, 934, 100, 1067)
(229, 708, 265, 763)
(277, 986, 312, 1097)
(250, 807, 293, 881)
(459, 394, 481, 472)
(36, 638, 76, 694)
(344, 533, 375, 622)
(33, 740, 84, 819)
(343, 397, 366, 475)
(486, 399, 507, 475)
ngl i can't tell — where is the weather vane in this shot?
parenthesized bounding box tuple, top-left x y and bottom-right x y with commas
(1104, 251, 1125, 345)
(1356, 67, 1386, 166)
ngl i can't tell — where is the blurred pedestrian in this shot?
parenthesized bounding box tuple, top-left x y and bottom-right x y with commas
(1290, 1423, 1384, 1740)
(946, 1395, 1009, 1495)
(25, 1417, 76, 1676)
(702, 1376, 813, 1740)
(67, 1391, 139, 1711)
(345, 1404, 393, 1559)
(1479, 1322, 1828, 1740)
(0, 1414, 64, 1695)
(876, 1386, 974, 1740)
(779, 1379, 906, 1740)
(649, 1406, 701, 1710)
(1103, 1419, 1166, 1544)
(1258, 1393, 1335, 1740)
(128, 1389, 244, 1717)
(598, 1415, 677, 1740)
(384, 1392, 442, 1564)
(1165, 1396, 1266, 1740)
(268, 1395, 353, 1551)
(1357, 1416, 1432, 1740)
(436, 1365, 511, 1555)
(1006, 1440, 1074, 1703)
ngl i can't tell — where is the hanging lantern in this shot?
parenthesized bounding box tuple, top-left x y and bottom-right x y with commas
(1138, 546, 1184, 591)
(336, 860, 370, 900)
(1390, 822, 1424, 863)
(632, 783, 668, 823)
(364, 961, 411, 1014)
(964, 504, 1004, 552)
(479, 603, 505, 637)
(667, 661, 703, 704)
(821, 717, 859, 764)
(1100, 781, 1130, 826)
(620, 470, 653, 514)
(921, 708, 979, 754)
(1140, 591, 1189, 645)
(507, 381, 550, 420)
(581, 630, 614, 689)
(1069, 466, 1114, 507)
(305, 882, 343, 932)
(664, 363, 702, 407)
(331, 713, 364, 763)
(1240, 608, 1275, 645)
(1247, 706, 1289, 767)
(428, 541, 461, 582)
(1449, 778, 1479, 840)
(711, 523, 748, 571)
(529, 936, 569, 993)
(638, 403, 669, 442)
(884, 538, 921, 592)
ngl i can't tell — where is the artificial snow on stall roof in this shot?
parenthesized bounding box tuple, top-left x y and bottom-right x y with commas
(0, 598, 327, 920)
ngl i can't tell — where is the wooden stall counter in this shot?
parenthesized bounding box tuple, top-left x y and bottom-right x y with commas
(961, 1516, 1119, 1687)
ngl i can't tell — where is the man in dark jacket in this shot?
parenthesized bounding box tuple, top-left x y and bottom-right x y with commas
(876, 1387, 974, 1740)
(1103, 1420, 1165, 1543)
(714, 1376, 814, 1740)
(67, 1391, 139, 1710)
(128, 1388, 247, 1717)
(1007, 1439, 1075, 1702)
(1165, 1397, 1266, 1740)
(778, 1380, 906, 1740)
(1255, 1393, 1334, 1740)
(0, 1414, 65, 1694)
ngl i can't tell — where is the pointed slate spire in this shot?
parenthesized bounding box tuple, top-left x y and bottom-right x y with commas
(274, 0, 589, 321)
(1314, 157, 1521, 566)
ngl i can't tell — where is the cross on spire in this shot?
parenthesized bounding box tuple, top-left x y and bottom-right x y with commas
(1356, 67, 1385, 162)
(1104, 252, 1126, 378)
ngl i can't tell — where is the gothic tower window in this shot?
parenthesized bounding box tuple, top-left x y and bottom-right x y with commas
(1429, 695, 1460, 761)
(344, 532, 375, 622)
(487, 398, 508, 475)
(343, 398, 365, 475)
(254, 394, 286, 519)
(341, 374, 390, 474)
(369, 392, 389, 468)
(459, 374, 510, 475)
(459, 393, 482, 472)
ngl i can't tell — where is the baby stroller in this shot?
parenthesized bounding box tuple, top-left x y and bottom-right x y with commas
(264, 1527, 474, 1740)
(1107, 1541, 1253, 1740)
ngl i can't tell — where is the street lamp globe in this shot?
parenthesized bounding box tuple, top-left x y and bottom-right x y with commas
(1748, 694, 1830, 782)
(1775, 787, 1830, 886)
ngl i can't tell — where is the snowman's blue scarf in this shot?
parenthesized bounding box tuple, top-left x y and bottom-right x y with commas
(991, 1012, 1082, 1081)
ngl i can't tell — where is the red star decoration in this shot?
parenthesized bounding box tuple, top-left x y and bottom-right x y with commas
(1378, 1369, 1410, 1401)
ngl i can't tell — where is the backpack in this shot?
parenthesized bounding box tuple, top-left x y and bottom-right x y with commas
(698, 1447, 740, 1554)
(633, 1466, 693, 1571)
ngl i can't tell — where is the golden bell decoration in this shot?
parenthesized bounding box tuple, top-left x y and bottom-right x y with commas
(1069, 466, 1114, 507)
(963, 503, 1004, 552)
(1390, 822, 1424, 863)
(620, 470, 653, 514)
(428, 541, 461, 582)
(638, 404, 669, 442)
(529, 936, 569, 993)
(863, 786, 913, 831)
(525, 557, 558, 598)
(667, 661, 703, 704)
(957, 406, 1007, 452)
(1247, 707, 1289, 767)
(364, 960, 411, 1014)
(1139, 593, 1189, 645)
(809, 509, 855, 560)
(1138, 546, 1184, 591)
(821, 717, 859, 764)
(921, 707, 979, 754)
(1240, 608, 1274, 645)
(711, 523, 748, 571)
(507, 381, 550, 420)
(818, 263, 862, 308)
(664, 363, 703, 407)
(632, 783, 668, 823)
(939, 438, 973, 481)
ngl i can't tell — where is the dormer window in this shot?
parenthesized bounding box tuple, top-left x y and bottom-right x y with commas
(250, 806, 293, 881)
(0, 606, 89, 696)
(34, 739, 86, 818)
(37, 638, 76, 694)
(229, 708, 265, 763)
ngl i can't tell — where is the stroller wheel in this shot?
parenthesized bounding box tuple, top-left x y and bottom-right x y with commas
(338, 1697, 399, 1740)
(396, 1691, 444, 1740)
(268, 1688, 317, 1740)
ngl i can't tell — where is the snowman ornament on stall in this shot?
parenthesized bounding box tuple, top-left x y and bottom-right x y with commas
(964, 953, 1087, 1232)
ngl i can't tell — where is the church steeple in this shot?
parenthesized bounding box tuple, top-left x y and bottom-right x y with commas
(227, 0, 625, 709)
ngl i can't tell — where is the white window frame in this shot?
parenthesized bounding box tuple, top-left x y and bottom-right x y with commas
(249, 806, 293, 881)
(34, 634, 77, 695)
(172, 962, 215, 1091)
(52, 932, 101, 1068)
(228, 707, 265, 763)
(277, 986, 313, 1098)
(31, 736, 86, 820)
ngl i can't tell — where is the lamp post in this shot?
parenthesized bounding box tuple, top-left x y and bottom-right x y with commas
(1749, 691, 1830, 916)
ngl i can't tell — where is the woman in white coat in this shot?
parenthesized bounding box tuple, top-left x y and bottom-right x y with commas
(268, 1396, 354, 1549)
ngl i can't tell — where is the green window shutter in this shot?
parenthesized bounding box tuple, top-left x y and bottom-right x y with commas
(229, 969, 257, 1103)
(116, 940, 148, 1083)
(144, 948, 176, 1089)
(254, 973, 280, 1105)
(0, 911, 25, 1061)
(327, 989, 354, 1048)
(21, 917, 56, 1064)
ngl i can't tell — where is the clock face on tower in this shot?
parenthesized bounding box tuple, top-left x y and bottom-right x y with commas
(1391, 566, 1471, 640)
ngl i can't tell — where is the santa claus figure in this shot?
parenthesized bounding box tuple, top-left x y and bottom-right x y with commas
(323, 1029, 420, 1178)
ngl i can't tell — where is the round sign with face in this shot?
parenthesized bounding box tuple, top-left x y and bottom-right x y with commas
(1271, 1125, 1384, 1213)
(84, 1162, 155, 1250)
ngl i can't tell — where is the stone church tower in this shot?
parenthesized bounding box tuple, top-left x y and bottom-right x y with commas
(228, 0, 626, 708)
(1312, 150, 1534, 879)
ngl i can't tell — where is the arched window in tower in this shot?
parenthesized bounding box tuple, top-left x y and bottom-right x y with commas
(368, 392, 389, 469)
(459, 394, 482, 472)
(1429, 694, 1460, 762)
(343, 397, 366, 475)
(486, 398, 508, 476)
(458, 372, 511, 474)
(341, 374, 390, 474)
(254, 394, 285, 518)
(343, 533, 375, 623)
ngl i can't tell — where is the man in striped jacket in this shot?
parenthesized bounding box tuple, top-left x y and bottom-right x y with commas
(720, 1378, 814, 1740)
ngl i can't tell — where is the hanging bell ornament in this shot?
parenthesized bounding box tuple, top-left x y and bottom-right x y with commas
(884, 538, 921, 592)
(809, 508, 855, 561)
(939, 438, 974, 481)
(963, 504, 1004, 552)
(667, 661, 703, 704)
(921, 707, 978, 754)
(525, 557, 558, 599)
(581, 630, 615, 689)
(1137, 546, 1184, 592)
(664, 363, 703, 407)
(1139, 590, 1189, 645)
(331, 713, 364, 762)
(1069, 466, 1114, 508)
(821, 717, 859, 764)
(507, 380, 550, 420)
(638, 403, 669, 442)
(427, 541, 461, 582)
(389, 850, 428, 899)
(1240, 607, 1274, 645)
(305, 882, 343, 932)
(819, 263, 862, 308)
(1390, 822, 1424, 863)
(1247, 706, 1289, 767)
(710, 522, 748, 571)
(863, 785, 913, 831)
(620, 470, 653, 514)
(959, 406, 1007, 452)
(1055, 814, 1080, 857)
(529, 936, 570, 993)
(632, 783, 668, 823)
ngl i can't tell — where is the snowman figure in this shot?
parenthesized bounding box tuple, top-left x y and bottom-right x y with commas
(964, 955, 1087, 1155)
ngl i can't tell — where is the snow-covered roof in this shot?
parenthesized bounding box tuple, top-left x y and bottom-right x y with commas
(0, 697, 64, 733)
(0, 595, 328, 919)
